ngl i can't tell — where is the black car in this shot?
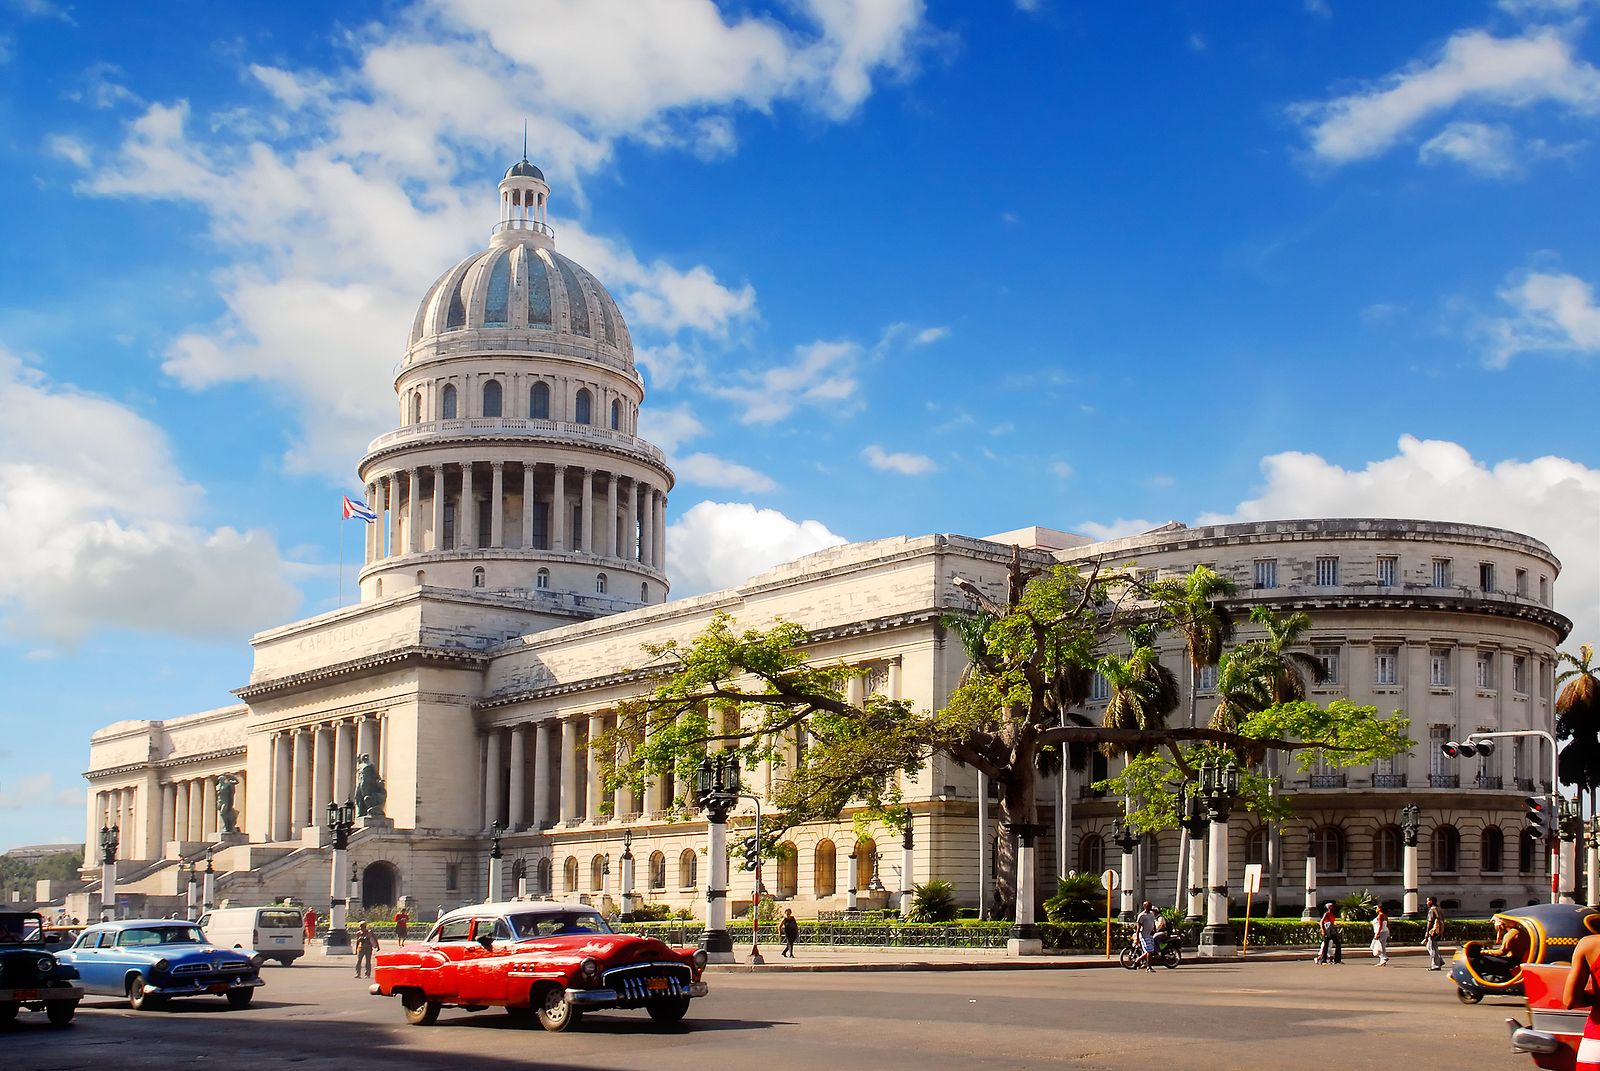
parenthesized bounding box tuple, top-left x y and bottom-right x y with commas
(0, 911, 85, 1026)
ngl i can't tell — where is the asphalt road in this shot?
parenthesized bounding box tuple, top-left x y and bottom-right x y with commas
(4, 957, 1534, 1071)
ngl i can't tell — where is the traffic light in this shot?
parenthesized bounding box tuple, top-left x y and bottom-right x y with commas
(1440, 741, 1463, 758)
(1526, 795, 1550, 835)
(742, 836, 761, 870)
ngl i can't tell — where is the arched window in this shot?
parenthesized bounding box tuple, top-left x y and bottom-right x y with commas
(575, 388, 592, 425)
(595, 572, 607, 594)
(641, 582, 649, 602)
(1244, 827, 1268, 866)
(563, 856, 578, 893)
(1481, 826, 1505, 873)
(441, 384, 458, 420)
(536, 858, 552, 895)
(1374, 825, 1403, 872)
(610, 398, 621, 430)
(1433, 824, 1461, 873)
(375, 578, 383, 597)
(649, 851, 666, 890)
(416, 570, 426, 587)
(482, 379, 502, 417)
(411, 391, 423, 424)
(1311, 826, 1345, 873)
(1079, 833, 1104, 876)
(853, 838, 877, 891)
(590, 854, 605, 891)
(814, 840, 836, 896)
(536, 568, 550, 590)
(776, 842, 798, 898)
(473, 566, 486, 588)
(679, 848, 698, 889)
(530, 381, 550, 419)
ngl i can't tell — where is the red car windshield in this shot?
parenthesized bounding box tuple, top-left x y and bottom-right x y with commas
(506, 911, 613, 939)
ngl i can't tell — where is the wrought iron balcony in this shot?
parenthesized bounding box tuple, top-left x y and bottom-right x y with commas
(1516, 777, 1536, 792)
(1372, 774, 1407, 788)
(1309, 773, 1347, 788)
(1475, 775, 1504, 790)
(1428, 774, 1460, 788)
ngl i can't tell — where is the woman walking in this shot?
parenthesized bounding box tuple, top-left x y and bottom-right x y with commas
(1370, 905, 1390, 967)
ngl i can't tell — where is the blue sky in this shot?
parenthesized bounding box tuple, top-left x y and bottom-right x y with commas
(1, 0, 1598, 851)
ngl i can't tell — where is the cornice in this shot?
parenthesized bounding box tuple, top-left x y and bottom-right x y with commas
(85, 745, 246, 782)
(235, 645, 489, 702)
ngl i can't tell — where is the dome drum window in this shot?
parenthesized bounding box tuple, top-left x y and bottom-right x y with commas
(530, 381, 550, 419)
(482, 379, 502, 418)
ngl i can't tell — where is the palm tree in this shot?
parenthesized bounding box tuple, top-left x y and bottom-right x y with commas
(1211, 606, 1328, 733)
(1152, 565, 1238, 728)
(1097, 627, 1181, 745)
(1556, 644, 1600, 812)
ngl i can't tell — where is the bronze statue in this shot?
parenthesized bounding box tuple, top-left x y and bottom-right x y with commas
(354, 754, 387, 818)
(215, 773, 241, 833)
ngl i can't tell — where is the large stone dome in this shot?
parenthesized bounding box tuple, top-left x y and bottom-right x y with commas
(408, 243, 634, 371)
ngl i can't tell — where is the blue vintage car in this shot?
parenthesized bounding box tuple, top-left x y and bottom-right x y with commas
(57, 919, 263, 1010)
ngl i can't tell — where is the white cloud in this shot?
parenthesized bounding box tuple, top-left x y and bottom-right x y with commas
(1075, 517, 1160, 542)
(714, 339, 860, 424)
(665, 500, 847, 595)
(1418, 120, 1521, 175)
(1197, 436, 1600, 645)
(1499, 0, 1594, 16)
(1295, 28, 1600, 164)
(1488, 270, 1600, 365)
(862, 444, 938, 475)
(63, 0, 927, 478)
(911, 325, 950, 346)
(637, 404, 706, 455)
(676, 453, 777, 493)
(1049, 461, 1074, 479)
(0, 347, 301, 649)
(0, 772, 83, 811)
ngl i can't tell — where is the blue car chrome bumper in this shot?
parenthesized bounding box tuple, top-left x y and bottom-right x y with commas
(143, 975, 264, 998)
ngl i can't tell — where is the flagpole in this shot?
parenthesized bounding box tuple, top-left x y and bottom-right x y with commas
(338, 513, 345, 610)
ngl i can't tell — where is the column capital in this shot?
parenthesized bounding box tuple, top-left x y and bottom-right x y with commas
(491, 459, 505, 470)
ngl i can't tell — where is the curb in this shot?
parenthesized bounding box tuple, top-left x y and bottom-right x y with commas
(706, 943, 1452, 973)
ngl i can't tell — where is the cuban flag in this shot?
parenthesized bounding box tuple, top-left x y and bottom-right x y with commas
(342, 495, 378, 523)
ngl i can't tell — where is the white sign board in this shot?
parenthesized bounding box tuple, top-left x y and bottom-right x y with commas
(1101, 868, 1118, 891)
(1243, 863, 1263, 894)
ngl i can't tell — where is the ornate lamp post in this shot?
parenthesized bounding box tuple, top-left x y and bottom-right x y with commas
(184, 859, 200, 920)
(1301, 826, 1318, 921)
(202, 849, 216, 914)
(1197, 758, 1241, 957)
(487, 821, 505, 902)
(1177, 790, 1209, 921)
(325, 798, 356, 955)
(1399, 804, 1421, 918)
(1560, 798, 1583, 905)
(1110, 819, 1141, 922)
(98, 823, 119, 921)
(1587, 817, 1600, 908)
(694, 754, 740, 963)
(898, 808, 915, 917)
(846, 846, 860, 913)
(619, 829, 636, 923)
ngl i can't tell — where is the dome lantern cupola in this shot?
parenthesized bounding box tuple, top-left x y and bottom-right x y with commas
(495, 151, 553, 249)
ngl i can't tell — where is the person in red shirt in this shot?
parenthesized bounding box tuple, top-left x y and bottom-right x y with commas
(303, 907, 318, 941)
(394, 907, 410, 943)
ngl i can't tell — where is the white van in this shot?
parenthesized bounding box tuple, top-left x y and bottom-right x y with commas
(197, 905, 305, 966)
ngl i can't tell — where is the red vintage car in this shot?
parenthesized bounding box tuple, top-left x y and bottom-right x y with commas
(370, 901, 708, 1032)
(1509, 963, 1585, 1070)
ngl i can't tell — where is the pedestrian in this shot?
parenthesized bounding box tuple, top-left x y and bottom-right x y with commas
(1370, 905, 1390, 966)
(394, 905, 410, 943)
(1134, 901, 1158, 972)
(1560, 928, 1600, 1068)
(303, 907, 318, 941)
(780, 908, 799, 958)
(354, 921, 380, 978)
(1424, 896, 1445, 971)
(1318, 901, 1343, 964)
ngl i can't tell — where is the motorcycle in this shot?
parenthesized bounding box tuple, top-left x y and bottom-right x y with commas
(1119, 929, 1182, 970)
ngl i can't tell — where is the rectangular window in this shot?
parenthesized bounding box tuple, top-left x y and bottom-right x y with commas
(1374, 646, 1399, 686)
(1376, 555, 1397, 587)
(1314, 645, 1340, 685)
(1515, 568, 1528, 597)
(1476, 651, 1495, 690)
(1540, 661, 1549, 698)
(1539, 576, 1549, 604)
(1432, 558, 1452, 588)
(1514, 738, 1528, 780)
(1315, 556, 1339, 586)
(531, 502, 549, 550)
(1480, 562, 1496, 592)
(1429, 726, 1449, 777)
(1513, 656, 1527, 694)
(1196, 664, 1217, 692)
(1253, 559, 1277, 590)
(443, 504, 456, 550)
(1430, 649, 1451, 688)
(445, 864, 459, 892)
(1090, 672, 1110, 701)
(571, 506, 583, 547)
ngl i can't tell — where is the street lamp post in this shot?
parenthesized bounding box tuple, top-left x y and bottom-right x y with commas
(1399, 804, 1421, 918)
(184, 860, 200, 920)
(694, 754, 739, 963)
(1110, 819, 1140, 923)
(899, 811, 915, 918)
(1587, 817, 1600, 908)
(202, 849, 216, 915)
(487, 822, 505, 902)
(325, 799, 356, 955)
(1457, 730, 1560, 904)
(1006, 822, 1043, 955)
(1559, 799, 1583, 905)
(620, 830, 636, 923)
(1197, 758, 1241, 958)
(846, 847, 860, 913)
(98, 823, 119, 921)
(1178, 791, 1208, 921)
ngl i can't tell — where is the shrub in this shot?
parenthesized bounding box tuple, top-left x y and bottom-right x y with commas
(1337, 890, 1379, 921)
(628, 902, 675, 923)
(907, 880, 959, 923)
(1044, 873, 1105, 923)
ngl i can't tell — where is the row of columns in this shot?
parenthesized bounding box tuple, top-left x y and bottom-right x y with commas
(159, 774, 242, 845)
(365, 462, 666, 570)
(481, 713, 692, 833)
(92, 787, 138, 859)
(267, 715, 384, 842)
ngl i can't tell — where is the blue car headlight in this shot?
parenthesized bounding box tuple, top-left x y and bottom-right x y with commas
(153, 958, 169, 974)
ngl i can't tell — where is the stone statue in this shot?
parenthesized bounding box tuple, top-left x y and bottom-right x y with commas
(354, 754, 387, 818)
(215, 773, 241, 834)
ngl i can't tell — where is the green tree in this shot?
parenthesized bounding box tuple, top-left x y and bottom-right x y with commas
(598, 555, 1409, 927)
(1557, 644, 1600, 811)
